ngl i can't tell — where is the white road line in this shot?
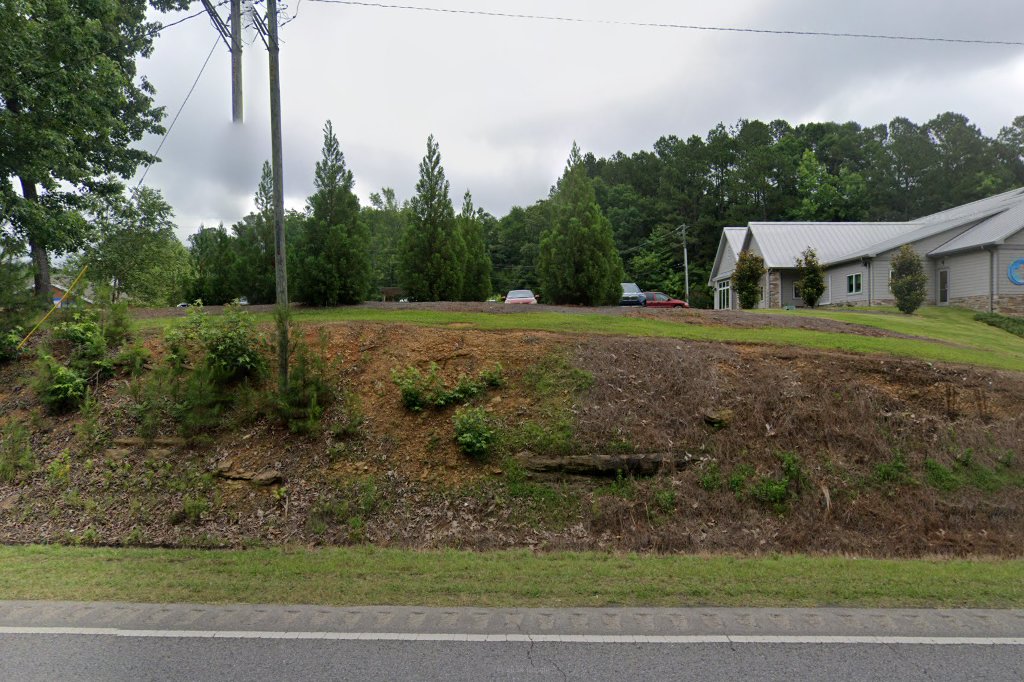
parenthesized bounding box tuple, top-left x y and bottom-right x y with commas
(0, 627, 1022, 645)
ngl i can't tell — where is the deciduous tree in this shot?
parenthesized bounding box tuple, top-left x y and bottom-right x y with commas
(732, 249, 765, 309)
(794, 247, 825, 308)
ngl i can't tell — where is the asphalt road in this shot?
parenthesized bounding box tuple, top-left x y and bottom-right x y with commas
(1, 602, 1021, 681)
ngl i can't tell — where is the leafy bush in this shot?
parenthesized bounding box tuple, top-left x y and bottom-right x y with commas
(794, 247, 825, 308)
(203, 303, 267, 384)
(34, 354, 88, 413)
(392, 362, 504, 412)
(0, 326, 23, 364)
(0, 420, 34, 482)
(890, 244, 927, 314)
(732, 249, 766, 309)
(453, 406, 495, 460)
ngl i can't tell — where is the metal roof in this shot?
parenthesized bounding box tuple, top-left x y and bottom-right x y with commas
(723, 226, 746, 256)
(915, 186, 1024, 225)
(747, 222, 917, 268)
(930, 198, 1024, 256)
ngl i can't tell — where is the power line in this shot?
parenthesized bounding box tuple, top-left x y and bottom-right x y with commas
(146, 0, 231, 37)
(136, 38, 221, 188)
(306, 0, 1024, 47)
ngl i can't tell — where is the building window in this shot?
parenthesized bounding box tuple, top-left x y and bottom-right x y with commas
(717, 279, 732, 309)
(846, 273, 862, 295)
(793, 282, 802, 300)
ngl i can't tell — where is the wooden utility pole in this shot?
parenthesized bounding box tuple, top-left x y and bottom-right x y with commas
(267, 0, 289, 393)
(230, 0, 242, 123)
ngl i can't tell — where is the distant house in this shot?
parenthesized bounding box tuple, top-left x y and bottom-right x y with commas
(709, 187, 1024, 315)
(50, 281, 94, 308)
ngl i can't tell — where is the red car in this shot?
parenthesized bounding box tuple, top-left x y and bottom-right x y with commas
(644, 292, 689, 308)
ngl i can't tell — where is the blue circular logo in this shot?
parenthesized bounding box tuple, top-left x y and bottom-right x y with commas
(1010, 259, 1024, 286)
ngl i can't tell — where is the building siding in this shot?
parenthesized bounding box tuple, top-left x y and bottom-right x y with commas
(996, 245, 1024, 314)
(780, 270, 803, 307)
(926, 249, 991, 311)
(823, 262, 869, 305)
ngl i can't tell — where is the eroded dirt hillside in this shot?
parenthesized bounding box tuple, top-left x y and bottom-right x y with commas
(1, 321, 1022, 556)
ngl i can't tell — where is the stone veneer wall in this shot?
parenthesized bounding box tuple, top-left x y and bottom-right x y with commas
(994, 294, 1024, 316)
(768, 271, 782, 308)
(948, 296, 992, 313)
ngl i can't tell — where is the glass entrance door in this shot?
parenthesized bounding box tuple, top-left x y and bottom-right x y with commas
(938, 269, 949, 305)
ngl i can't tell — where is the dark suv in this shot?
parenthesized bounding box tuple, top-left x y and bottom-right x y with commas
(619, 282, 646, 306)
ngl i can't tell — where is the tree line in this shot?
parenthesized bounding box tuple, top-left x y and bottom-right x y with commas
(490, 112, 1024, 307)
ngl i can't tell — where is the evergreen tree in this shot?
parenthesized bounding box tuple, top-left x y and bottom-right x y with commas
(794, 247, 825, 308)
(186, 224, 238, 305)
(364, 188, 406, 290)
(537, 143, 624, 306)
(294, 121, 370, 306)
(230, 162, 276, 304)
(732, 249, 765, 309)
(890, 244, 927, 314)
(400, 135, 465, 301)
(457, 191, 492, 300)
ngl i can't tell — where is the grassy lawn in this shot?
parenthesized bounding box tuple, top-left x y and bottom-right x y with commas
(1, 545, 1021, 608)
(136, 305, 1024, 372)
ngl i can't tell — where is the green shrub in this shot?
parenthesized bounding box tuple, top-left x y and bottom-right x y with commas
(751, 476, 791, 511)
(0, 326, 23, 363)
(479, 363, 505, 388)
(114, 342, 151, 376)
(890, 244, 927, 315)
(698, 461, 723, 491)
(75, 389, 107, 456)
(974, 312, 1024, 339)
(279, 330, 335, 434)
(173, 496, 209, 524)
(728, 464, 754, 494)
(0, 420, 34, 482)
(99, 302, 132, 348)
(34, 354, 88, 413)
(732, 249, 766, 309)
(453, 406, 495, 460)
(653, 488, 677, 513)
(392, 362, 503, 412)
(203, 303, 267, 384)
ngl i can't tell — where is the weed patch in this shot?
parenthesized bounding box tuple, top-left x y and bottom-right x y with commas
(453, 406, 495, 460)
(391, 362, 503, 412)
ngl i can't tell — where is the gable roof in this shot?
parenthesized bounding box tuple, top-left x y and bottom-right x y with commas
(708, 226, 747, 283)
(929, 199, 1024, 256)
(747, 222, 917, 269)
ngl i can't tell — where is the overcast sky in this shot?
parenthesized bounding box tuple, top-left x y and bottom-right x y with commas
(134, 0, 1024, 240)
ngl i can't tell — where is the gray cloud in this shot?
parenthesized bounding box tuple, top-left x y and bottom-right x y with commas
(136, 0, 1024, 239)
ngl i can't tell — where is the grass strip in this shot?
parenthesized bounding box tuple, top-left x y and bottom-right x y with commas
(136, 306, 1024, 372)
(2, 545, 1022, 608)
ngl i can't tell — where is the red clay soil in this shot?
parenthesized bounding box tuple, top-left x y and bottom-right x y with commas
(1, 319, 1021, 557)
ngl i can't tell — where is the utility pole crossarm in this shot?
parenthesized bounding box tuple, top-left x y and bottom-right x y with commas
(200, 0, 233, 48)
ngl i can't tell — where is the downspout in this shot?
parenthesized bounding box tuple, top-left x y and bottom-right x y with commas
(989, 246, 995, 313)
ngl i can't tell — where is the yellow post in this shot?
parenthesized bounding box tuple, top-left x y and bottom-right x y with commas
(16, 265, 89, 351)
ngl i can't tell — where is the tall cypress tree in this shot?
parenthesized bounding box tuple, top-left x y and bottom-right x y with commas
(400, 135, 465, 301)
(537, 143, 624, 305)
(294, 121, 370, 306)
(457, 190, 492, 300)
